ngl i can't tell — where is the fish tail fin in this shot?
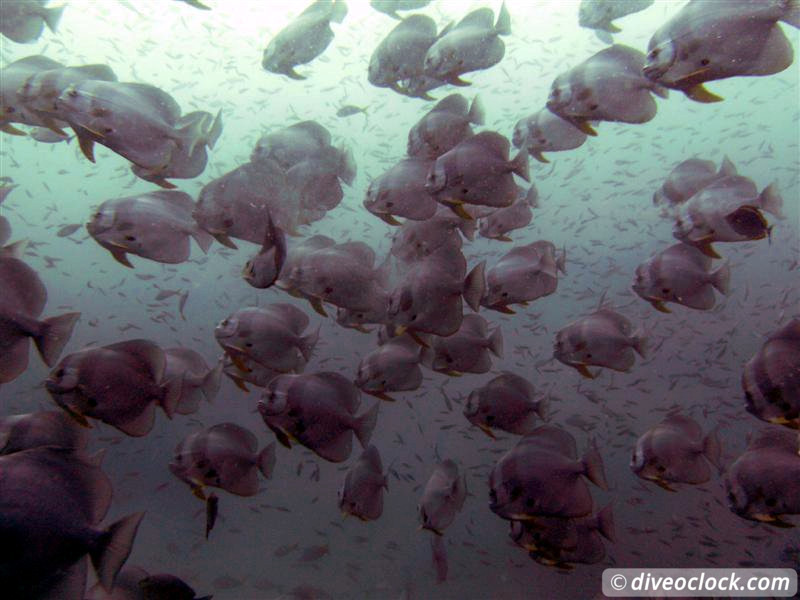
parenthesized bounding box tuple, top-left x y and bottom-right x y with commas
(456, 217, 476, 241)
(581, 443, 608, 490)
(160, 376, 183, 419)
(201, 359, 223, 402)
(258, 441, 277, 479)
(595, 29, 613, 44)
(44, 4, 65, 32)
(90, 511, 144, 591)
(3, 239, 29, 259)
(631, 329, 647, 359)
(299, 325, 321, 362)
(488, 326, 503, 358)
(596, 503, 615, 542)
(468, 95, 485, 126)
(758, 183, 784, 219)
(702, 426, 723, 473)
(650, 83, 669, 99)
(338, 144, 357, 186)
(494, 1, 511, 35)
(191, 227, 214, 254)
(781, 0, 800, 28)
(34, 312, 80, 367)
(557, 246, 567, 275)
(510, 149, 530, 182)
(710, 261, 730, 295)
(175, 113, 207, 157)
(535, 395, 549, 421)
(331, 0, 348, 23)
(718, 155, 737, 176)
(205, 109, 224, 149)
(354, 402, 380, 448)
(463, 260, 486, 312)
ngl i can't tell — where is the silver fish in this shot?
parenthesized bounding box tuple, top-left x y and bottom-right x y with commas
(0, 0, 64, 43)
(464, 372, 547, 438)
(418, 459, 467, 535)
(338, 444, 388, 521)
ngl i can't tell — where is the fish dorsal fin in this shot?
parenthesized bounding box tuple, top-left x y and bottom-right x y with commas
(210, 422, 259, 453)
(661, 414, 703, 440)
(315, 371, 361, 414)
(456, 7, 494, 30)
(664, 242, 711, 271)
(67, 64, 118, 83)
(266, 303, 310, 335)
(496, 371, 535, 399)
(592, 44, 645, 73)
(396, 14, 437, 37)
(105, 339, 165, 383)
(521, 425, 577, 458)
(288, 120, 332, 148)
(459, 313, 488, 337)
(165, 347, 207, 374)
(360, 444, 383, 472)
(117, 82, 181, 125)
(593, 308, 632, 336)
(337, 241, 375, 267)
(15, 55, 64, 71)
(700, 174, 758, 201)
(466, 131, 509, 160)
(431, 93, 469, 116)
(146, 190, 195, 212)
(747, 427, 798, 454)
(718, 156, 737, 177)
(770, 319, 800, 343)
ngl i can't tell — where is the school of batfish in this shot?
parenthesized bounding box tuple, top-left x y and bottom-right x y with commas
(0, 0, 799, 598)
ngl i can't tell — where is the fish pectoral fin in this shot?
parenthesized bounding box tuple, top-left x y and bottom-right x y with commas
(655, 479, 677, 492)
(108, 247, 134, 268)
(448, 75, 471, 87)
(367, 390, 396, 402)
(574, 364, 596, 379)
(378, 213, 403, 226)
(695, 239, 721, 259)
(573, 120, 597, 136)
(495, 235, 513, 242)
(650, 299, 671, 313)
(76, 133, 96, 162)
(1, 123, 27, 136)
(231, 377, 250, 392)
(228, 352, 253, 373)
(284, 67, 306, 80)
(309, 297, 328, 317)
(531, 151, 549, 164)
(62, 406, 92, 428)
(684, 83, 723, 103)
(191, 483, 207, 500)
(408, 330, 430, 348)
(477, 423, 497, 440)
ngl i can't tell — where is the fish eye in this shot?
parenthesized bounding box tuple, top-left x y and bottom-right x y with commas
(657, 465, 666, 473)
(67, 89, 78, 98)
(589, 104, 599, 111)
(125, 235, 136, 241)
(510, 485, 522, 499)
(661, 288, 670, 294)
(223, 218, 234, 228)
(700, 58, 710, 66)
(765, 498, 777, 508)
(54, 368, 64, 378)
(648, 48, 660, 59)
(488, 489, 497, 503)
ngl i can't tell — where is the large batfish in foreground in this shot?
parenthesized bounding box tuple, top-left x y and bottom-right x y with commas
(0, 255, 80, 384)
(724, 427, 800, 527)
(742, 319, 800, 429)
(0, 447, 143, 598)
(643, 0, 800, 102)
